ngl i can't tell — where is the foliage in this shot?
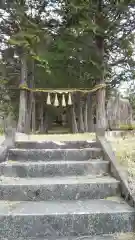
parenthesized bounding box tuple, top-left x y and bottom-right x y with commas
(0, 0, 135, 120)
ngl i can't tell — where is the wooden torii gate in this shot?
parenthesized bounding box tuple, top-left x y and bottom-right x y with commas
(17, 84, 106, 134)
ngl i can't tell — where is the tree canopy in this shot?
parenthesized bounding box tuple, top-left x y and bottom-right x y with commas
(0, 0, 135, 131)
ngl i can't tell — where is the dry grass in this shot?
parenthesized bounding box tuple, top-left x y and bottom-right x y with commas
(106, 134, 135, 240)
(114, 233, 135, 240)
(107, 134, 135, 194)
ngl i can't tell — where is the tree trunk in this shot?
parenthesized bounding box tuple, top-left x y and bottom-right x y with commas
(70, 94, 78, 133)
(84, 96, 88, 132)
(25, 60, 35, 134)
(31, 61, 36, 133)
(96, 87, 106, 132)
(25, 92, 32, 134)
(44, 99, 49, 134)
(71, 105, 78, 133)
(95, 2, 106, 134)
(87, 94, 94, 132)
(114, 94, 120, 129)
(66, 106, 72, 133)
(31, 94, 36, 132)
(128, 103, 133, 127)
(40, 101, 44, 133)
(44, 111, 49, 133)
(17, 55, 27, 133)
(78, 94, 84, 133)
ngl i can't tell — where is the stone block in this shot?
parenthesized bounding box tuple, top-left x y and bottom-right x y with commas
(0, 199, 134, 239)
(8, 148, 103, 161)
(0, 176, 119, 201)
(0, 160, 109, 178)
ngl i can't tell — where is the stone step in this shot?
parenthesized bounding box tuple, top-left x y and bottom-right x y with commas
(0, 176, 119, 201)
(0, 160, 109, 178)
(15, 140, 99, 149)
(3, 235, 134, 240)
(0, 199, 134, 239)
(8, 148, 103, 161)
(2, 235, 135, 240)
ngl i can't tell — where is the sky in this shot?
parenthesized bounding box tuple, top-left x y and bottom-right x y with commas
(119, 82, 129, 96)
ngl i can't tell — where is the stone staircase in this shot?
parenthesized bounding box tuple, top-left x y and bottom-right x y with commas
(0, 139, 134, 239)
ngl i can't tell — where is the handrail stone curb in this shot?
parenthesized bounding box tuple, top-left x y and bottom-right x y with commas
(0, 127, 16, 163)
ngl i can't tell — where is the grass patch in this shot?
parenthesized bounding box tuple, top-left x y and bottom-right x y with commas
(107, 135, 135, 193)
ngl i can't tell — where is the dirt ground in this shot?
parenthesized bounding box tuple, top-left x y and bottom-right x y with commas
(15, 132, 96, 141)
